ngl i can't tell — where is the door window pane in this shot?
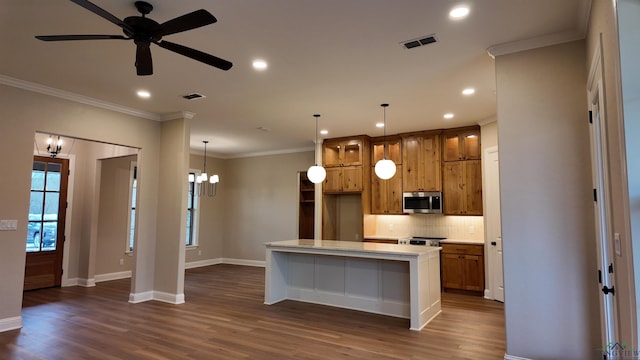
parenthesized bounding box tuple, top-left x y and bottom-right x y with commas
(31, 162, 46, 191)
(26, 221, 42, 252)
(29, 192, 43, 221)
(42, 222, 57, 251)
(46, 164, 61, 191)
(44, 192, 60, 221)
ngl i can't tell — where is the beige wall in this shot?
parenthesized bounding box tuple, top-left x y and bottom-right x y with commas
(96, 155, 136, 276)
(0, 83, 189, 325)
(222, 152, 314, 261)
(496, 40, 600, 359)
(587, 0, 637, 346)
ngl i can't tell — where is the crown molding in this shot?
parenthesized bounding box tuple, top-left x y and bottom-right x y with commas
(0, 74, 162, 121)
(486, 30, 584, 58)
(477, 115, 497, 127)
(162, 111, 196, 120)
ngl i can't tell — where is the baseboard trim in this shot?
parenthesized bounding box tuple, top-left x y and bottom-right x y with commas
(185, 258, 222, 269)
(0, 316, 22, 333)
(505, 354, 533, 360)
(95, 271, 132, 283)
(129, 291, 154, 304)
(153, 291, 185, 305)
(77, 278, 96, 287)
(484, 289, 492, 300)
(221, 258, 265, 267)
(62, 278, 79, 287)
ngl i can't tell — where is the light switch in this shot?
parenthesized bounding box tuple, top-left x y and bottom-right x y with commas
(0, 220, 18, 231)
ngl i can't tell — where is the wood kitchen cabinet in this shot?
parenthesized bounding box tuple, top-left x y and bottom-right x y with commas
(371, 164, 403, 214)
(443, 160, 482, 215)
(323, 138, 364, 167)
(442, 126, 481, 162)
(401, 131, 441, 192)
(441, 243, 484, 293)
(370, 136, 402, 214)
(324, 166, 363, 193)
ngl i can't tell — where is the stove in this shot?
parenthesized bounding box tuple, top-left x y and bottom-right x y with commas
(407, 236, 446, 246)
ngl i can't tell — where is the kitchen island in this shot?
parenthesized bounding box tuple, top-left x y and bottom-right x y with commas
(264, 239, 441, 330)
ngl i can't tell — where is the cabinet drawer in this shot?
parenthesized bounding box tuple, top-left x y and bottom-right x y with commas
(441, 243, 483, 255)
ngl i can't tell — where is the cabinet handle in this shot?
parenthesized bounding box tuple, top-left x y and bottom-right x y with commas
(490, 241, 497, 246)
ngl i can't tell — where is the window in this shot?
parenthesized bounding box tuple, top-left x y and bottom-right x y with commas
(27, 161, 62, 252)
(186, 171, 199, 247)
(127, 163, 137, 252)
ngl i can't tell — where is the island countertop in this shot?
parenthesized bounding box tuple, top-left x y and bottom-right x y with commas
(265, 239, 441, 257)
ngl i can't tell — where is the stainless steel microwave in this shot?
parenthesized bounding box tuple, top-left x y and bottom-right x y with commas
(402, 192, 442, 214)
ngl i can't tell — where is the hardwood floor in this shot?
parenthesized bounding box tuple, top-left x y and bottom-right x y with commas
(1, 264, 505, 359)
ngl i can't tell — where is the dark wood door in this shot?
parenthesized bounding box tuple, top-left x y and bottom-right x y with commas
(24, 156, 69, 291)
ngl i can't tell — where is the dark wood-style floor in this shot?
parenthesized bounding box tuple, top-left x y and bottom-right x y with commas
(0, 264, 505, 359)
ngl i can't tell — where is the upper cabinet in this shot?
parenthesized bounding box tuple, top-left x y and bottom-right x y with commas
(322, 136, 370, 194)
(323, 138, 364, 167)
(443, 160, 483, 215)
(442, 126, 481, 162)
(401, 131, 441, 192)
(371, 136, 402, 164)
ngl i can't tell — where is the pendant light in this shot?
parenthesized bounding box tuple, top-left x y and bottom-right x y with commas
(307, 114, 326, 184)
(189, 140, 220, 197)
(374, 103, 397, 180)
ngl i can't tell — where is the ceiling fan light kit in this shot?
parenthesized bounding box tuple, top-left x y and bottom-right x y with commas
(36, 0, 233, 76)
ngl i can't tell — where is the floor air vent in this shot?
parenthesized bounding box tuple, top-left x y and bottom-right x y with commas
(401, 34, 437, 50)
(182, 93, 205, 100)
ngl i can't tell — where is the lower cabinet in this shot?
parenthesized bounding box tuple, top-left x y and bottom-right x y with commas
(441, 243, 484, 293)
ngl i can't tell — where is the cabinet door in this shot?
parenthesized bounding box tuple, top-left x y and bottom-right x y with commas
(371, 171, 386, 214)
(342, 166, 362, 192)
(421, 134, 441, 191)
(402, 136, 423, 192)
(387, 165, 403, 214)
(323, 141, 342, 167)
(441, 253, 464, 289)
(464, 160, 483, 215)
(443, 162, 464, 215)
(462, 129, 481, 160)
(323, 167, 342, 193)
(443, 132, 462, 161)
(342, 141, 363, 166)
(462, 254, 484, 291)
(372, 139, 401, 164)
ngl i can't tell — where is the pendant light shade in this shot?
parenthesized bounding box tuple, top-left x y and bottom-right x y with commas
(374, 103, 397, 180)
(307, 114, 326, 184)
(189, 140, 219, 197)
(307, 165, 327, 184)
(375, 158, 396, 180)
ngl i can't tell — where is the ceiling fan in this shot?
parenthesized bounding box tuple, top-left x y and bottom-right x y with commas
(35, 0, 233, 76)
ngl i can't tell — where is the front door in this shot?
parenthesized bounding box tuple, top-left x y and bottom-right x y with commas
(24, 156, 69, 291)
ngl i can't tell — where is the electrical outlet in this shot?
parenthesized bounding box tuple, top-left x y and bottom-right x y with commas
(198, 250, 202, 256)
(389, 223, 394, 233)
(469, 226, 475, 234)
(355, 233, 360, 240)
(119, 258, 124, 266)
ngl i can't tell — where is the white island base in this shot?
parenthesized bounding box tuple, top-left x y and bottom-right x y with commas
(264, 240, 442, 331)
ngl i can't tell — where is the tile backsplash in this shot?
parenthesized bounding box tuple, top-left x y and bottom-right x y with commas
(367, 214, 484, 241)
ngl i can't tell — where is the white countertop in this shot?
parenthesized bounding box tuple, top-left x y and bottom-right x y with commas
(439, 239, 485, 245)
(363, 235, 409, 240)
(265, 239, 440, 256)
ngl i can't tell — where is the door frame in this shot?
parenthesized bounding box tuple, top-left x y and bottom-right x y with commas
(587, 34, 618, 347)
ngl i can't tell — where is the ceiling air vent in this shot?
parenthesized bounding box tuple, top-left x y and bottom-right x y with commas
(182, 93, 205, 100)
(401, 34, 437, 50)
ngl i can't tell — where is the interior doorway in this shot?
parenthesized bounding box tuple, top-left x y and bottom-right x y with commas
(24, 156, 69, 290)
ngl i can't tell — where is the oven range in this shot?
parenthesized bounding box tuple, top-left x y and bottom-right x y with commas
(405, 236, 447, 247)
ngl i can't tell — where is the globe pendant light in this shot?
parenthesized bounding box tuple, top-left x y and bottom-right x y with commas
(375, 103, 397, 180)
(307, 114, 326, 184)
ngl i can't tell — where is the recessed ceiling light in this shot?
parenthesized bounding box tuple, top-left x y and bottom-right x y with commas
(449, 6, 470, 19)
(376, 123, 385, 128)
(444, 113, 454, 119)
(137, 90, 151, 99)
(252, 59, 268, 70)
(462, 88, 475, 95)
(320, 130, 328, 135)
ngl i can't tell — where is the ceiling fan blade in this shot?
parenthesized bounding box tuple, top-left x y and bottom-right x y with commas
(157, 40, 232, 71)
(36, 35, 128, 41)
(70, 0, 135, 34)
(155, 9, 217, 37)
(135, 42, 153, 76)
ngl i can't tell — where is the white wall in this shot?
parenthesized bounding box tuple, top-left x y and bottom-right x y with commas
(496, 40, 600, 359)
